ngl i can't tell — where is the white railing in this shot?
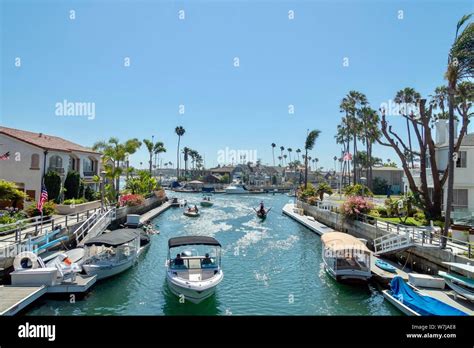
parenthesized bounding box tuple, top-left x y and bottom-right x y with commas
(374, 233, 412, 254)
(75, 208, 116, 245)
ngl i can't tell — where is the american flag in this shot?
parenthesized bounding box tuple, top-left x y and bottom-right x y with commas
(343, 152, 353, 161)
(0, 151, 10, 160)
(37, 184, 48, 213)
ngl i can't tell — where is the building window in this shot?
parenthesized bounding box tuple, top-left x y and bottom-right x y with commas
(30, 154, 40, 169)
(69, 157, 76, 171)
(456, 151, 467, 168)
(452, 189, 468, 210)
(83, 158, 94, 173)
(49, 155, 62, 168)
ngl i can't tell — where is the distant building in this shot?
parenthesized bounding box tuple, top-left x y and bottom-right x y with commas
(0, 126, 101, 201)
(371, 166, 404, 194)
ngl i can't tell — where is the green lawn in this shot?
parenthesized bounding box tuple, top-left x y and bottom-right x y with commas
(378, 216, 426, 227)
(373, 195, 402, 200)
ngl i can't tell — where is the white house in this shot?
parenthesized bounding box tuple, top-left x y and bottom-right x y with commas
(0, 126, 101, 201)
(403, 120, 474, 213)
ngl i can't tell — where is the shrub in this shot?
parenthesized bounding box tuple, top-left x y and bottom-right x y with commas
(299, 183, 317, 201)
(343, 184, 373, 197)
(341, 196, 374, 218)
(26, 201, 57, 217)
(316, 182, 333, 201)
(79, 180, 85, 198)
(84, 186, 96, 201)
(306, 196, 319, 205)
(0, 180, 28, 208)
(413, 211, 426, 222)
(63, 198, 87, 205)
(64, 171, 81, 199)
(44, 171, 61, 203)
(119, 194, 145, 207)
(372, 177, 389, 195)
(369, 209, 381, 218)
(376, 206, 388, 217)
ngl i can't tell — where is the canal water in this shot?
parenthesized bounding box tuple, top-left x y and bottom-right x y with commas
(28, 192, 399, 315)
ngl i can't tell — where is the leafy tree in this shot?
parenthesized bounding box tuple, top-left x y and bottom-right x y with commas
(0, 180, 28, 207)
(304, 130, 321, 188)
(372, 177, 389, 195)
(316, 182, 333, 201)
(343, 184, 373, 197)
(220, 174, 230, 184)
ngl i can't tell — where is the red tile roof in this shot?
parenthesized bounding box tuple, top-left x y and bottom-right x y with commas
(0, 126, 100, 154)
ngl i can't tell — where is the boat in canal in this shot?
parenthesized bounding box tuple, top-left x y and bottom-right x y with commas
(321, 232, 371, 282)
(165, 236, 224, 304)
(200, 196, 214, 207)
(81, 228, 141, 280)
(439, 262, 474, 302)
(183, 207, 200, 217)
(383, 276, 468, 316)
(225, 182, 248, 194)
(254, 207, 271, 220)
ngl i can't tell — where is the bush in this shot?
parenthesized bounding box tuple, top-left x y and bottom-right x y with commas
(306, 196, 319, 205)
(44, 171, 61, 203)
(369, 209, 381, 218)
(63, 198, 87, 205)
(64, 171, 81, 200)
(413, 211, 426, 222)
(0, 180, 28, 207)
(372, 177, 389, 195)
(299, 183, 317, 201)
(119, 194, 145, 207)
(376, 206, 388, 217)
(316, 182, 333, 201)
(343, 184, 373, 197)
(341, 196, 374, 219)
(84, 186, 96, 201)
(79, 180, 85, 198)
(26, 201, 57, 217)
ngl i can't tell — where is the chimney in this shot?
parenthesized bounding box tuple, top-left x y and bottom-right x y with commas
(435, 120, 447, 144)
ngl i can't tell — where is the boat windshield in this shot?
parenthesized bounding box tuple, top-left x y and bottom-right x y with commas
(169, 245, 221, 269)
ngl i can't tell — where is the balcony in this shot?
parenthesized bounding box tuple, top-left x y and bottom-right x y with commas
(83, 171, 96, 177)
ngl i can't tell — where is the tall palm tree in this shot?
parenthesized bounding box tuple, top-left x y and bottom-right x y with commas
(143, 138, 155, 175)
(357, 107, 380, 189)
(304, 130, 321, 188)
(287, 148, 293, 162)
(443, 14, 473, 247)
(182, 147, 190, 180)
(277, 156, 283, 166)
(394, 88, 421, 169)
(296, 148, 301, 162)
(279, 146, 285, 166)
(283, 154, 288, 166)
(271, 143, 276, 166)
(175, 126, 186, 179)
(153, 141, 166, 170)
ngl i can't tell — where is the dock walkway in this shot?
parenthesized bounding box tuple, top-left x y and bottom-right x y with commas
(282, 203, 335, 236)
(0, 285, 47, 316)
(140, 201, 171, 223)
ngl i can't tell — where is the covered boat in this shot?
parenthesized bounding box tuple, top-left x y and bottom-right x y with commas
(439, 262, 474, 302)
(166, 236, 224, 304)
(82, 229, 140, 280)
(383, 276, 468, 316)
(321, 232, 371, 282)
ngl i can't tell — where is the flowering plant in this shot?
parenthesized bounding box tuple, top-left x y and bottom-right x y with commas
(119, 194, 145, 207)
(341, 196, 373, 218)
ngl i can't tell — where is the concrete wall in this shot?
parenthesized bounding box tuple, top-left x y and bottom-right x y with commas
(111, 194, 166, 228)
(56, 200, 101, 215)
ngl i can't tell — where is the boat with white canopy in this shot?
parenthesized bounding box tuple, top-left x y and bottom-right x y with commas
(165, 236, 224, 304)
(321, 232, 371, 282)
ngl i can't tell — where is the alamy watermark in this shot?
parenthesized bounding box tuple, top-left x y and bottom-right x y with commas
(55, 99, 95, 120)
(217, 147, 257, 165)
(379, 99, 418, 117)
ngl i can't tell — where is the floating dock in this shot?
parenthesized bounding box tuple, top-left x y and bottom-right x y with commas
(47, 274, 97, 294)
(140, 201, 171, 223)
(371, 256, 409, 286)
(282, 203, 335, 236)
(0, 285, 47, 316)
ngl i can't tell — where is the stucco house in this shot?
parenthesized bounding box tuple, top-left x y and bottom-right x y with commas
(0, 126, 101, 201)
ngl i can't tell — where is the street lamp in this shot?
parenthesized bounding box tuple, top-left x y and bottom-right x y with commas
(100, 170, 106, 212)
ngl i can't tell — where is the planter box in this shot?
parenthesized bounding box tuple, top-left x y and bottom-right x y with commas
(56, 200, 101, 215)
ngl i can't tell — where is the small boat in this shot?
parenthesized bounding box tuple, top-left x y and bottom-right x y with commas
(439, 262, 474, 302)
(200, 196, 214, 207)
(166, 236, 224, 304)
(225, 183, 248, 194)
(375, 259, 397, 273)
(321, 232, 371, 282)
(254, 207, 271, 220)
(81, 228, 141, 280)
(383, 276, 468, 316)
(170, 197, 186, 207)
(183, 209, 200, 217)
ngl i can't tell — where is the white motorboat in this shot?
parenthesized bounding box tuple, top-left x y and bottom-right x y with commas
(321, 232, 372, 282)
(225, 182, 248, 194)
(82, 228, 141, 280)
(166, 236, 224, 304)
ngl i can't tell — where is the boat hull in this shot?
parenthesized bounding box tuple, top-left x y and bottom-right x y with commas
(83, 258, 135, 281)
(166, 270, 223, 304)
(324, 265, 371, 283)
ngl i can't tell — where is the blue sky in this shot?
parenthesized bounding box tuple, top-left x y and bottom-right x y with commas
(1, 0, 472, 169)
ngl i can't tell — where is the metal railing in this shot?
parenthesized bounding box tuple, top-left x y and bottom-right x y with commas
(75, 207, 116, 245)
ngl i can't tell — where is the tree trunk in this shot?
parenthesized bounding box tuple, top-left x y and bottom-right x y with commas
(443, 84, 456, 248)
(304, 149, 308, 189)
(176, 137, 180, 179)
(353, 135, 357, 184)
(406, 109, 414, 169)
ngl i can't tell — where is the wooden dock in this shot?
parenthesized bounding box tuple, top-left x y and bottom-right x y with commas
(140, 201, 171, 223)
(282, 203, 335, 236)
(47, 274, 97, 294)
(0, 285, 47, 316)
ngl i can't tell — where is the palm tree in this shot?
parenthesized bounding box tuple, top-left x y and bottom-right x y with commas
(394, 88, 421, 169)
(357, 107, 380, 189)
(279, 146, 285, 166)
(143, 138, 155, 175)
(296, 148, 301, 162)
(443, 14, 473, 247)
(271, 143, 276, 166)
(304, 130, 321, 188)
(287, 148, 293, 162)
(182, 147, 190, 180)
(277, 156, 283, 166)
(175, 126, 186, 179)
(93, 137, 141, 196)
(283, 154, 288, 166)
(153, 142, 166, 170)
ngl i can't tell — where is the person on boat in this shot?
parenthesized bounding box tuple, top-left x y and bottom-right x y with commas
(174, 254, 184, 266)
(202, 253, 212, 266)
(258, 202, 265, 214)
(194, 205, 199, 213)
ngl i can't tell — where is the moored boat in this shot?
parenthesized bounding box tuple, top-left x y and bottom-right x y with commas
(383, 276, 468, 316)
(439, 262, 474, 302)
(321, 232, 371, 283)
(375, 259, 397, 273)
(225, 183, 248, 194)
(165, 236, 224, 304)
(81, 229, 141, 280)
